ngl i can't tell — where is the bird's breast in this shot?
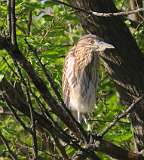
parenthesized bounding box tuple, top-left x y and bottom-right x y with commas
(69, 54, 99, 113)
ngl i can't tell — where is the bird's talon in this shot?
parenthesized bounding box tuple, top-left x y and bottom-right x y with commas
(84, 133, 101, 149)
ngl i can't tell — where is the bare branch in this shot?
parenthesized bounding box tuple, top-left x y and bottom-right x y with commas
(91, 8, 144, 17)
(9, 0, 17, 45)
(6, 100, 32, 133)
(7, 0, 11, 35)
(26, 82, 38, 159)
(51, 0, 144, 17)
(27, 11, 32, 35)
(100, 96, 144, 136)
(2, 57, 19, 78)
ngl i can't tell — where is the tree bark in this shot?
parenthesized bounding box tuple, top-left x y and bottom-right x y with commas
(69, 0, 144, 151)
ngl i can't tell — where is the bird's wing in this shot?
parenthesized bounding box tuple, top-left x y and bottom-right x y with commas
(75, 47, 96, 97)
(63, 45, 93, 88)
(62, 47, 77, 106)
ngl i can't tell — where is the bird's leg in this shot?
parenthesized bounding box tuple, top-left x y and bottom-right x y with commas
(84, 133, 102, 150)
(82, 114, 87, 124)
(78, 112, 86, 123)
(78, 111, 81, 123)
(137, 149, 144, 156)
(81, 114, 91, 131)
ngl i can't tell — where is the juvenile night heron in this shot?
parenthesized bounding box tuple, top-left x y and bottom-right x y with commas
(62, 34, 114, 122)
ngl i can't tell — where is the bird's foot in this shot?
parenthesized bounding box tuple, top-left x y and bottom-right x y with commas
(84, 133, 102, 149)
(137, 149, 144, 156)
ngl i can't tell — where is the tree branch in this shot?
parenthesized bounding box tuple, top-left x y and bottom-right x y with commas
(25, 83, 38, 159)
(72, 150, 100, 160)
(9, 0, 17, 45)
(101, 96, 144, 136)
(51, 0, 144, 17)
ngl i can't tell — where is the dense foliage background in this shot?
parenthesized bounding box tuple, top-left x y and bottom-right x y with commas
(0, 0, 144, 159)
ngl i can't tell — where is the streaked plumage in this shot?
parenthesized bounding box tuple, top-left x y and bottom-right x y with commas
(62, 34, 114, 122)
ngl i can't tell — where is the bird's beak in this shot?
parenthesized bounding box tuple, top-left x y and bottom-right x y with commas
(100, 42, 115, 49)
(93, 41, 115, 51)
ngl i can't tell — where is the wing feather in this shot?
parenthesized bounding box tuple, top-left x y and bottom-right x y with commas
(62, 47, 77, 106)
(62, 38, 99, 111)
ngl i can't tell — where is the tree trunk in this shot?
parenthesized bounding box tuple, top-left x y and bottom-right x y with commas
(69, 0, 144, 151)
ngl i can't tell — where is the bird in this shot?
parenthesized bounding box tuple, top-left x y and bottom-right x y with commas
(62, 34, 114, 123)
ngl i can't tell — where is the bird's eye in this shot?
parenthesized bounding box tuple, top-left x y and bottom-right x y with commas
(98, 41, 104, 45)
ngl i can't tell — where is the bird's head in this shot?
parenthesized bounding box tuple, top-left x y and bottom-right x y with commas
(92, 39, 115, 52)
(79, 34, 115, 52)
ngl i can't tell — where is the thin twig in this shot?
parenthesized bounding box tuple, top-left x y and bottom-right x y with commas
(89, 119, 130, 125)
(27, 11, 32, 35)
(10, 0, 17, 45)
(100, 96, 144, 136)
(6, 100, 32, 133)
(0, 131, 17, 160)
(91, 8, 144, 17)
(0, 111, 24, 116)
(26, 79, 38, 160)
(2, 57, 20, 78)
(7, 0, 11, 35)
